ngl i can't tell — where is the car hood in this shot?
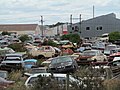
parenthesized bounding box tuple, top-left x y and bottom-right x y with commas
(79, 56, 93, 59)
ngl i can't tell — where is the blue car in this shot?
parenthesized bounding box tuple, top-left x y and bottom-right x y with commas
(24, 59, 37, 69)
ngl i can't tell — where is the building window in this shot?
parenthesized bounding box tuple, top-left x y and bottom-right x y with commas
(100, 26, 102, 30)
(96, 27, 99, 30)
(72, 27, 74, 30)
(86, 27, 90, 30)
(74, 26, 79, 32)
(96, 26, 102, 30)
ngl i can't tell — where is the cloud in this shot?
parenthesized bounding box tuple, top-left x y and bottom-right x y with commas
(0, 0, 119, 24)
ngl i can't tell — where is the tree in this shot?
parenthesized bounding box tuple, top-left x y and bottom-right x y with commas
(42, 39, 58, 47)
(19, 34, 31, 43)
(60, 33, 81, 44)
(8, 43, 27, 52)
(109, 31, 120, 42)
(1, 31, 10, 35)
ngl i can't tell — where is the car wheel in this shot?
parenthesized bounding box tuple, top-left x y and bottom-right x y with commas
(94, 59, 97, 62)
(104, 58, 106, 61)
(38, 55, 45, 59)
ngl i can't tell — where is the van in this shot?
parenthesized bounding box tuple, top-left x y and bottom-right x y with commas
(100, 33, 109, 41)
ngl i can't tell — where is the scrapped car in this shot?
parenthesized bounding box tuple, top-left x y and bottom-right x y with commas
(41, 60, 51, 67)
(0, 40, 9, 47)
(24, 59, 37, 70)
(48, 56, 78, 73)
(76, 50, 107, 65)
(113, 57, 120, 61)
(0, 77, 14, 89)
(107, 59, 120, 76)
(29, 46, 60, 58)
(25, 73, 80, 88)
(24, 43, 37, 52)
(104, 44, 118, 56)
(59, 40, 75, 48)
(24, 67, 48, 77)
(92, 42, 105, 51)
(0, 70, 8, 79)
(0, 52, 27, 71)
(108, 52, 120, 62)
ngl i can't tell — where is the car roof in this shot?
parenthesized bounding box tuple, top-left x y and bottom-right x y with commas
(30, 73, 67, 78)
(84, 49, 99, 52)
(24, 59, 37, 62)
(5, 52, 26, 56)
(113, 57, 120, 61)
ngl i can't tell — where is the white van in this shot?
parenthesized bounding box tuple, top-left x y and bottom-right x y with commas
(100, 33, 109, 41)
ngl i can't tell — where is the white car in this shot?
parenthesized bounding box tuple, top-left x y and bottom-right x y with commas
(25, 73, 80, 87)
(29, 46, 60, 58)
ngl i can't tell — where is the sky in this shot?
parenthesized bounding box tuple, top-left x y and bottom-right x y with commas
(0, 0, 120, 25)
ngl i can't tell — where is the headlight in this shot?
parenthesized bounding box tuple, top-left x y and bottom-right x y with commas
(1, 63, 6, 65)
(87, 57, 94, 61)
(57, 66, 62, 68)
(87, 58, 92, 61)
(49, 64, 53, 68)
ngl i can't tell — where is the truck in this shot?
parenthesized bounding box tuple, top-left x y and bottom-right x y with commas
(0, 52, 27, 71)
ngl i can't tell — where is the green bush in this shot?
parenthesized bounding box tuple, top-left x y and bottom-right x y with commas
(42, 40, 58, 47)
(19, 34, 31, 43)
(1, 31, 11, 35)
(60, 33, 81, 44)
(8, 43, 27, 52)
(109, 31, 120, 42)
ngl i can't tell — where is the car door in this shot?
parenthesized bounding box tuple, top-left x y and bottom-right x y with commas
(97, 51, 104, 61)
(44, 46, 54, 57)
(109, 60, 120, 76)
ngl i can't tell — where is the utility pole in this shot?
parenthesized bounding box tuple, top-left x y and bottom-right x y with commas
(79, 14, 82, 33)
(40, 16, 44, 37)
(70, 14, 72, 27)
(93, 5, 95, 18)
(70, 14, 82, 34)
(66, 73, 69, 90)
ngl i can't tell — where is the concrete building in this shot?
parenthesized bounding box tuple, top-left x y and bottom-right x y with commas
(0, 23, 68, 37)
(68, 13, 120, 39)
(0, 24, 39, 35)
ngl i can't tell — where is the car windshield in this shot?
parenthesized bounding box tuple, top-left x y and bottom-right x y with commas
(51, 56, 72, 64)
(4, 56, 21, 61)
(83, 51, 96, 56)
(106, 45, 117, 50)
(0, 73, 7, 78)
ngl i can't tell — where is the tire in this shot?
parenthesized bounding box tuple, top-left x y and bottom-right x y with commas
(94, 59, 97, 62)
(38, 55, 45, 59)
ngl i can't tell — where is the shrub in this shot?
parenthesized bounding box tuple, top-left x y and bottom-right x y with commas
(19, 34, 31, 43)
(60, 33, 81, 44)
(8, 43, 27, 52)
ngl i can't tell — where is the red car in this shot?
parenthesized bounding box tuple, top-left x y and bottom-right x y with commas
(108, 52, 120, 62)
